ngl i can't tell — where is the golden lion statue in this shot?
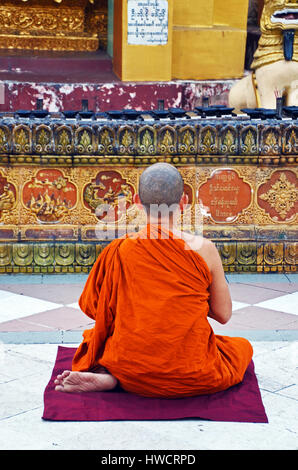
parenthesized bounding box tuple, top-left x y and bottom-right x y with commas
(229, 0, 298, 112)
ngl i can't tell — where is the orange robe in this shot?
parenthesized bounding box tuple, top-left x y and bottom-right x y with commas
(72, 225, 253, 398)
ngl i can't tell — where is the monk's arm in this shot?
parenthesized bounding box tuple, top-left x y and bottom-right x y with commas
(205, 240, 232, 325)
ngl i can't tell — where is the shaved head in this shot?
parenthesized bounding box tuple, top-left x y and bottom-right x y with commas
(139, 163, 184, 214)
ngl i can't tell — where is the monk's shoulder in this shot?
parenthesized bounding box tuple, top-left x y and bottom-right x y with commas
(197, 237, 223, 274)
(180, 232, 219, 272)
(179, 231, 212, 252)
(96, 238, 124, 262)
(199, 236, 217, 254)
(195, 236, 219, 257)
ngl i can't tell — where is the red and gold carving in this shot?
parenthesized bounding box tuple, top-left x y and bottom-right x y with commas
(198, 169, 252, 223)
(0, 172, 17, 220)
(257, 170, 298, 222)
(83, 170, 135, 223)
(0, 163, 296, 273)
(22, 169, 77, 223)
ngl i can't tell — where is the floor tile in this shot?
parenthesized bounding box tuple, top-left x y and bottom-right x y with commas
(232, 301, 250, 311)
(0, 290, 17, 301)
(0, 290, 62, 322)
(253, 347, 297, 394)
(0, 350, 51, 381)
(4, 343, 77, 361)
(209, 318, 255, 333)
(0, 284, 83, 305)
(40, 274, 88, 285)
(261, 391, 298, 431)
(250, 341, 286, 357)
(240, 282, 298, 294)
(255, 292, 298, 316)
(285, 273, 298, 283)
(0, 274, 88, 285)
(0, 373, 49, 420)
(229, 306, 298, 328)
(8, 307, 93, 331)
(0, 275, 44, 285)
(276, 385, 298, 400)
(276, 319, 298, 330)
(66, 302, 80, 310)
(0, 342, 297, 450)
(229, 283, 291, 303)
(257, 376, 293, 393)
(226, 274, 291, 284)
(0, 319, 55, 332)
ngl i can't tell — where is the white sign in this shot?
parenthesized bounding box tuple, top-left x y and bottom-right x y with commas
(127, 0, 169, 46)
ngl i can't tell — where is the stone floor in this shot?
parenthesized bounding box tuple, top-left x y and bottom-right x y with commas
(0, 273, 297, 343)
(0, 273, 297, 450)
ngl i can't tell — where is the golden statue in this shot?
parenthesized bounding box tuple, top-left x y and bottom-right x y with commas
(0, 185, 15, 212)
(229, 0, 298, 112)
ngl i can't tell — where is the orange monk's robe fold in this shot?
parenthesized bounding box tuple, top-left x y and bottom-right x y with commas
(72, 225, 253, 398)
(72, 238, 123, 372)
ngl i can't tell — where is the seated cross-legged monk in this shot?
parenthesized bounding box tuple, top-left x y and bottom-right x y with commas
(55, 163, 253, 397)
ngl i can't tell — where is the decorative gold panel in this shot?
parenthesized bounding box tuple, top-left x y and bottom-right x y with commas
(0, 0, 107, 52)
(0, 113, 297, 273)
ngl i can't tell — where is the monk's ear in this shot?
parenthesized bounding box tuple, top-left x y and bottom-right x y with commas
(179, 193, 189, 210)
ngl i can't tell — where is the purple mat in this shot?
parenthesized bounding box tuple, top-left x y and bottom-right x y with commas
(42, 346, 268, 423)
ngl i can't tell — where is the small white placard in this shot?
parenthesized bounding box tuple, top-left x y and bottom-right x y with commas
(127, 0, 169, 46)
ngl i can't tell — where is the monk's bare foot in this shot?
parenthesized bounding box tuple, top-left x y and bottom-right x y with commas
(54, 370, 117, 393)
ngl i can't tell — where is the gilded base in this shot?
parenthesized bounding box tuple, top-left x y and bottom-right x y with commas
(0, 35, 99, 52)
(0, 240, 295, 274)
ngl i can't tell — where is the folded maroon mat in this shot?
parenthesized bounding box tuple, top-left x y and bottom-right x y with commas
(42, 346, 268, 423)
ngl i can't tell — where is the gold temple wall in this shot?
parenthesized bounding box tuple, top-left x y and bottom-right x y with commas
(0, 0, 249, 80)
(113, 0, 174, 82)
(113, 0, 249, 81)
(0, 161, 296, 274)
(0, 110, 296, 274)
(172, 0, 249, 80)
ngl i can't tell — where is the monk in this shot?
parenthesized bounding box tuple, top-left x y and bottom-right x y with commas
(55, 163, 253, 398)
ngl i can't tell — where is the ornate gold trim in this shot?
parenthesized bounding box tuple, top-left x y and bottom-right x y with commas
(0, 0, 107, 52)
(255, 168, 298, 225)
(0, 240, 295, 273)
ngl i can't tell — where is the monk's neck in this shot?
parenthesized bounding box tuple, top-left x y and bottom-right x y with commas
(146, 216, 175, 230)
